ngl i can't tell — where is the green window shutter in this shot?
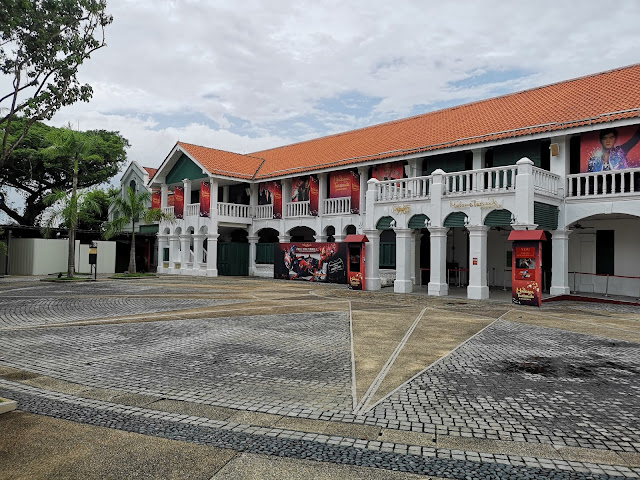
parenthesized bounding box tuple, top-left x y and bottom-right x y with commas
(483, 209, 513, 227)
(139, 224, 159, 234)
(376, 216, 394, 230)
(493, 140, 541, 168)
(443, 212, 468, 227)
(534, 202, 558, 230)
(379, 242, 396, 267)
(408, 214, 429, 229)
(256, 243, 274, 264)
(423, 151, 466, 175)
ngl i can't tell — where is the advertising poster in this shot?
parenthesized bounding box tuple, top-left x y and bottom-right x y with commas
(330, 171, 352, 198)
(350, 171, 360, 213)
(151, 191, 161, 210)
(274, 242, 347, 284)
(512, 243, 542, 306)
(372, 161, 404, 181)
(200, 181, 210, 217)
(581, 125, 640, 172)
(174, 186, 184, 219)
(258, 181, 283, 218)
(309, 175, 319, 216)
(291, 176, 310, 202)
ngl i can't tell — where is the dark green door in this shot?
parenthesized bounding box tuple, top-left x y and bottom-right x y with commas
(217, 242, 249, 276)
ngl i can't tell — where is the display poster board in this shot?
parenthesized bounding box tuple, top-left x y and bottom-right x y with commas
(350, 171, 360, 213)
(512, 242, 542, 306)
(151, 191, 161, 210)
(174, 186, 184, 219)
(200, 181, 210, 217)
(291, 176, 310, 202)
(581, 125, 640, 172)
(371, 161, 404, 181)
(309, 175, 319, 216)
(330, 170, 360, 213)
(258, 181, 283, 218)
(274, 242, 347, 284)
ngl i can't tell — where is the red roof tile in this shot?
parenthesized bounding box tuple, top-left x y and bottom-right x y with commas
(143, 167, 158, 178)
(178, 142, 264, 180)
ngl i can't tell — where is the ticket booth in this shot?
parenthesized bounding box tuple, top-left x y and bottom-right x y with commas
(508, 230, 547, 306)
(344, 234, 368, 290)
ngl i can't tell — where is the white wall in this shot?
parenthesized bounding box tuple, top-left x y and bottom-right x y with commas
(486, 230, 512, 288)
(76, 241, 116, 274)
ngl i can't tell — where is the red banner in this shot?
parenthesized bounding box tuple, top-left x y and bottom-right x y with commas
(291, 176, 310, 202)
(350, 171, 360, 214)
(330, 171, 352, 198)
(174, 186, 184, 219)
(272, 181, 282, 219)
(372, 161, 404, 181)
(151, 191, 161, 210)
(512, 243, 542, 306)
(309, 175, 319, 216)
(200, 181, 210, 217)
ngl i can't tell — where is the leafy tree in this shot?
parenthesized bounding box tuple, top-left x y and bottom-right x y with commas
(0, 118, 128, 225)
(0, 0, 113, 164)
(104, 187, 173, 274)
(62, 186, 117, 230)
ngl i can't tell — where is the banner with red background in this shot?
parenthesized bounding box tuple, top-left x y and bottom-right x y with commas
(151, 191, 161, 210)
(174, 186, 184, 219)
(580, 125, 640, 172)
(512, 243, 542, 306)
(200, 181, 210, 217)
(259, 181, 283, 218)
(372, 161, 404, 181)
(309, 175, 319, 216)
(350, 171, 360, 213)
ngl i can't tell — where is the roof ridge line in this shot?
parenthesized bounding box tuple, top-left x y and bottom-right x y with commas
(178, 141, 263, 161)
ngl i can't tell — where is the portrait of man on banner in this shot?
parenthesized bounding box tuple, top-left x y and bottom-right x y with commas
(581, 125, 640, 172)
(292, 176, 311, 202)
(372, 161, 404, 181)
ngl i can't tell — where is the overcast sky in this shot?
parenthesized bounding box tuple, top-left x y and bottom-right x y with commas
(4, 0, 640, 218)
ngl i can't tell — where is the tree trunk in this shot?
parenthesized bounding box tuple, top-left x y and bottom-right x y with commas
(67, 156, 79, 278)
(128, 220, 136, 274)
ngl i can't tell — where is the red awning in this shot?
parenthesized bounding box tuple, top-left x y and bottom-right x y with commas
(343, 234, 369, 243)
(508, 230, 547, 241)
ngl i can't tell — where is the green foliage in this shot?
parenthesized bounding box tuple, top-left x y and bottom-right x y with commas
(104, 186, 173, 273)
(41, 189, 102, 238)
(0, 119, 129, 225)
(0, 0, 113, 162)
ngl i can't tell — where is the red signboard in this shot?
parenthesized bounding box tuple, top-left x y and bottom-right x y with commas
(259, 181, 283, 218)
(151, 191, 161, 210)
(174, 186, 184, 219)
(309, 175, 319, 216)
(350, 171, 360, 213)
(200, 181, 210, 217)
(372, 161, 404, 181)
(511, 242, 542, 306)
(330, 171, 352, 198)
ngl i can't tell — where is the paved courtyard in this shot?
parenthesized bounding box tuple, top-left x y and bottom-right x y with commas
(0, 275, 639, 479)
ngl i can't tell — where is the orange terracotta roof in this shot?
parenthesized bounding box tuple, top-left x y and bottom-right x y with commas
(174, 64, 640, 181)
(177, 142, 264, 180)
(143, 167, 158, 178)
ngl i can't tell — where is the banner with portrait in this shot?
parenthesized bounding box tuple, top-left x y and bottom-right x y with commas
(151, 191, 161, 210)
(274, 242, 347, 284)
(174, 186, 184, 219)
(309, 175, 319, 216)
(291, 176, 311, 202)
(580, 125, 640, 172)
(258, 181, 283, 218)
(200, 181, 210, 217)
(371, 161, 405, 181)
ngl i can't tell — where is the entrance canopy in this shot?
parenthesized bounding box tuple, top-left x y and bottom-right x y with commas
(344, 234, 369, 243)
(508, 230, 547, 241)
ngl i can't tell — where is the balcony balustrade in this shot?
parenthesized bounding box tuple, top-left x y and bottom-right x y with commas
(567, 168, 640, 198)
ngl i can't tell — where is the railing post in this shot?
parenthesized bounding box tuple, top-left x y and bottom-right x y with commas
(514, 158, 535, 226)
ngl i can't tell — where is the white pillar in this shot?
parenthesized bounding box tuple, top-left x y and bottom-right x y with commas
(334, 232, 345, 242)
(394, 228, 413, 293)
(180, 234, 191, 273)
(315, 235, 327, 242)
(248, 235, 258, 276)
(428, 227, 449, 296)
(170, 235, 180, 271)
(365, 179, 378, 230)
(514, 158, 535, 227)
(157, 234, 168, 273)
(249, 183, 258, 215)
(318, 173, 327, 216)
(472, 148, 484, 170)
(413, 232, 422, 286)
(282, 179, 292, 217)
(364, 229, 381, 290)
(467, 226, 489, 300)
(210, 177, 219, 218)
(550, 229, 571, 295)
(278, 234, 291, 243)
(406, 158, 420, 177)
(358, 166, 368, 216)
(206, 233, 219, 276)
(222, 185, 229, 203)
(183, 179, 191, 211)
(160, 182, 168, 209)
(193, 234, 204, 266)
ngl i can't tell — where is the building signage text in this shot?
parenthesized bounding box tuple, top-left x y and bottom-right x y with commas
(449, 199, 502, 209)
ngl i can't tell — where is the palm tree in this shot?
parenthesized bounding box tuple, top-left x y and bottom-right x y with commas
(104, 186, 172, 273)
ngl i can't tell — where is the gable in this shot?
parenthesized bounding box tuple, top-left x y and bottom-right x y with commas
(166, 154, 207, 184)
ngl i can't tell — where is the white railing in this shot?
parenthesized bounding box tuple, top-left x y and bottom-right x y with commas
(217, 202, 250, 218)
(253, 204, 273, 219)
(162, 206, 174, 216)
(185, 203, 200, 217)
(323, 197, 351, 215)
(533, 167, 561, 196)
(376, 176, 432, 201)
(286, 200, 310, 217)
(444, 165, 518, 195)
(566, 168, 640, 198)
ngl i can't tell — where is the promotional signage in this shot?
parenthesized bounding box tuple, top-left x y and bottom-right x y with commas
(330, 170, 360, 213)
(259, 181, 283, 218)
(508, 231, 546, 306)
(371, 161, 404, 181)
(200, 181, 210, 217)
(345, 234, 368, 290)
(174, 186, 184, 219)
(274, 242, 347, 284)
(151, 191, 161, 210)
(291, 176, 310, 202)
(309, 175, 319, 216)
(581, 125, 640, 172)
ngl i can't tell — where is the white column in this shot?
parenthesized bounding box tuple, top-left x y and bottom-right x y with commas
(467, 226, 489, 299)
(193, 234, 204, 267)
(210, 177, 219, 218)
(248, 235, 258, 276)
(365, 179, 378, 230)
(170, 235, 180, 271)
(334, 232, 345, 242)
(472, 148, 484, 170)
(206, 233, 219, 276)
(183, 179, 191, 211)
(550, 229, 571, 295)
(282, 179, 292, 217)
(160, 182, 168, 209)
(180, 234, 190, 273)
(315, 235, 327, 242)
(364, 229, 381, 290)
(413, 232, 422, 286)
(394, 228, 413, 293)
(358, 166, 368, 216)
(318, 173, 327, 216)
(222, 185, 229, 203)
(514, 158, 535, 227)
(249, 183, 258, 215)
(157, 234, 168, 273)
(427, 227, 449, 296)
(406, 158, 420, 177)
(278, 234, 291, 243)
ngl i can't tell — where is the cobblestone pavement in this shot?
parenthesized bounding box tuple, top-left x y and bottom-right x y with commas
(1, 276, 639, 479)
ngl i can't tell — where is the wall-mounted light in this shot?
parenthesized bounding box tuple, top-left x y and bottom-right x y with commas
(389, 219, 397, 228)
(550, 143, 560, 157)
(510, 213, 517, 224)
(424, 218, 431, 227)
